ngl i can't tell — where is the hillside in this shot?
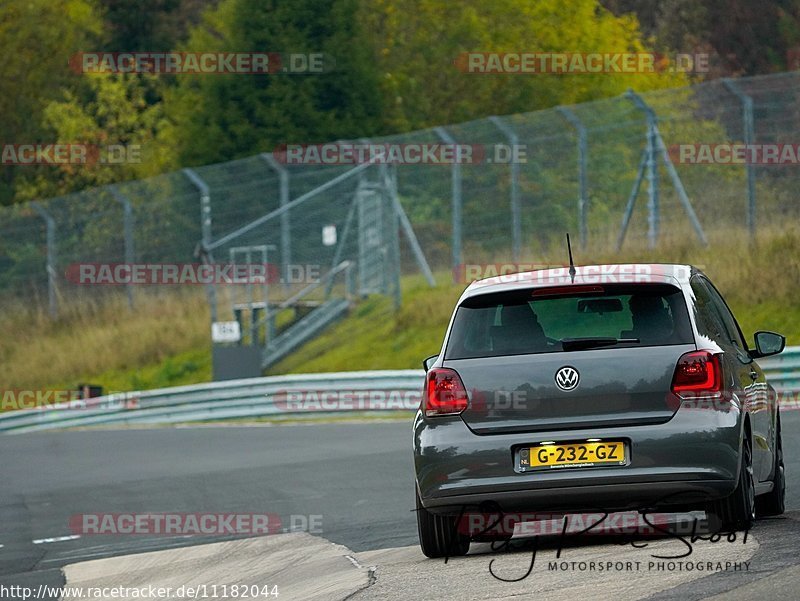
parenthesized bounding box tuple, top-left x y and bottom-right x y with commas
(1, 229, 798, 394)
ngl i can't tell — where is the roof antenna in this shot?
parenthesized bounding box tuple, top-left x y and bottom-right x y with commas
(566, 233, 576, 283)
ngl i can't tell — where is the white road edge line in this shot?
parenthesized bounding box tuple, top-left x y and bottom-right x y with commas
(33, 535, 81, 544)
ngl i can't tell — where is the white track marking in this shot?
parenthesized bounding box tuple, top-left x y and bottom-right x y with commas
(33, 535, 81, 544)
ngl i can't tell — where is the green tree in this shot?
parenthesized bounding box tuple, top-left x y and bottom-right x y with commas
(15, 75, 173, 201)
(100, 0, 219, 52)
(0, 0, 103, 204)
(359, 0, 689, 131)
(602, 0, 799, 75)
(165, 0, 383, 166)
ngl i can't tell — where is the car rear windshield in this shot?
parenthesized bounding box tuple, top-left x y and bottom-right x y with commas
(445, 283, 693, 360)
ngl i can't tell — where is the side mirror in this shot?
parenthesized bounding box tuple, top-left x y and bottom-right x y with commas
(422, 354, 439, 371)
(752, 331, 785, 358)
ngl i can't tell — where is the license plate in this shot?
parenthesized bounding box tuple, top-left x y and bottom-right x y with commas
(519, 441, 626, 470)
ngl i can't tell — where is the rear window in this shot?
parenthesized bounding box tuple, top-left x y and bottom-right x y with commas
(445, 284, 693, 360)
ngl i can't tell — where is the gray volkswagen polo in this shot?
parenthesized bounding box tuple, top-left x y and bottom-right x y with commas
(413, 264, 786, 558)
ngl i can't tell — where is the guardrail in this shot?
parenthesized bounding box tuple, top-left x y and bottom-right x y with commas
(1, 347, 798, 435)
(759, 346, 800, 391)
(0, 370, 425, 434)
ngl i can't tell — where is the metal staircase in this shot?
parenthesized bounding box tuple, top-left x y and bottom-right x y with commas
(205, 161, 434, 380)
(262, 297, 350, 367)
(260, 260, 355, 368)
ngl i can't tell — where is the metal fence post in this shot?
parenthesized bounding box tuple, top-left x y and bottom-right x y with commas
(29, 202, 57, 318)
(626, 90, 707, 248)
(110, 186, 135, 309)
(723, 79, 756, 239)
(261, 153, 291, 290)
(556, 108, 589, 249)
(617, 153, 648, 251)
(434, 126, 462, 277)
(383, 163, 436, 287)
(183, 168, 218, 322)
(377, 162, 402, 310)
(488, 116, 522, 261)
(626, 90, 660, 248)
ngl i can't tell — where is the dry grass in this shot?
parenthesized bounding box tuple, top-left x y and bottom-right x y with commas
(272, 226, 800, 374)
(0, 290, 210, 391)
(1, 226, 797, 391)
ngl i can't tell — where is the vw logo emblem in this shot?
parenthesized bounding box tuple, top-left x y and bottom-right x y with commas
(555, 366, 580, 391)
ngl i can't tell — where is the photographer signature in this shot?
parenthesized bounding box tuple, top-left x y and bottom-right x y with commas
(435, 490, 751, 582)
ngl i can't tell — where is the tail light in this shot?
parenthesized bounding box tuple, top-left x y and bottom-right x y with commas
(424, 368, 469, 417)
(671, 351, 722, 395)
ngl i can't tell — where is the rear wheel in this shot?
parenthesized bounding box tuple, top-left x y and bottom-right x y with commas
(706, 435, 755, 532)
(756, 418, 785, 517)
(416, 488, 470, 558)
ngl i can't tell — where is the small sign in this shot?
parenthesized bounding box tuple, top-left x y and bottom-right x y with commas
(322, 224, 337, 247)
(212, 321, 241, 344)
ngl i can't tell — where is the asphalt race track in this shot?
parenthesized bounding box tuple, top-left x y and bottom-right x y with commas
(2, 414, 800, 599)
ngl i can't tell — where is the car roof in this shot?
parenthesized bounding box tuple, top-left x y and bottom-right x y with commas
(460, 263, 703, 301)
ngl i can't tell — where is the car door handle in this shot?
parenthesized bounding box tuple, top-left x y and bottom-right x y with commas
(749, 370, 759, 380)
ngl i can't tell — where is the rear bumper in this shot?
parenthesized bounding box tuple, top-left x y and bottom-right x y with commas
(413, 403, 743, 515)
(420, 478, 737, 515)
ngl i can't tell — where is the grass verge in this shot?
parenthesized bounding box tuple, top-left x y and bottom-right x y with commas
(1, 228, 798, 393)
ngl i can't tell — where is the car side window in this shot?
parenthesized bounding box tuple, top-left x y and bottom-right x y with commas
(690, 277, 729, 347)
(700, 277, 749, 354)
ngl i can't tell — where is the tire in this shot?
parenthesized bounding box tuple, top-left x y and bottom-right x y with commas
(416, 488, 470, 558)
(756, 417, 785, 517)
(706, 434, 756, 532)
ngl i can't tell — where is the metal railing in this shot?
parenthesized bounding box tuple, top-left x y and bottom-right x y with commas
(0, 370, 424, 434)
(0, 347, 798, 435)
(759, 346, 800, 392)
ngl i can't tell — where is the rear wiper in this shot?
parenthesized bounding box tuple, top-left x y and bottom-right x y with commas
(559, 337, 640, 351)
